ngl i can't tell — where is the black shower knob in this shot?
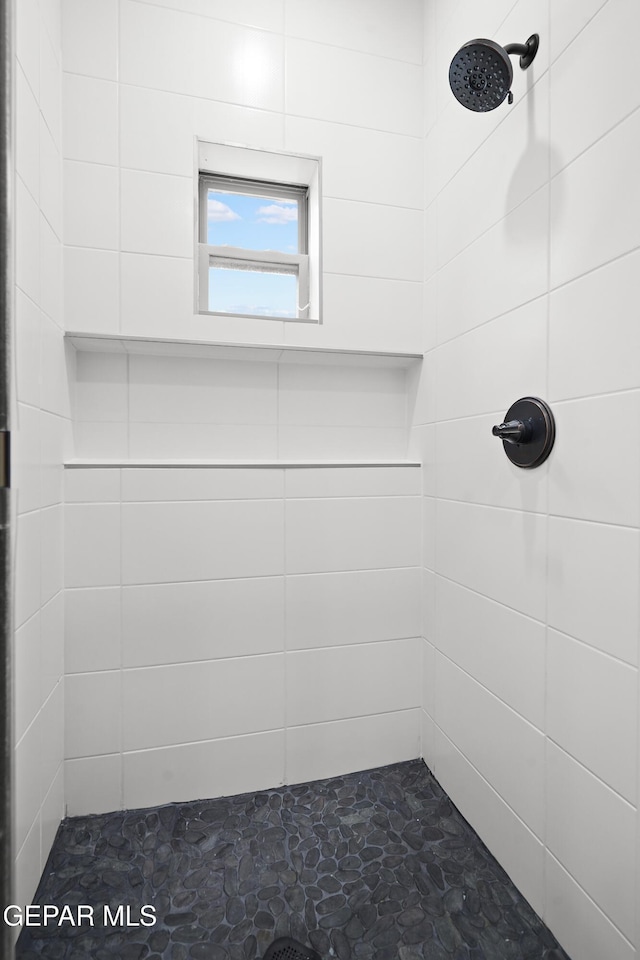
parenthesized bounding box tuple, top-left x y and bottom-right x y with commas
(492, 397, 555, 468)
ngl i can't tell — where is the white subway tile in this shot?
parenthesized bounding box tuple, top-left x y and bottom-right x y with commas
(544, 852, 635, 960)
(38, 683, 64, 800)
(63, 74, 118, 165)
(15, 511, 41, 629)
(128, 354, 278, 426)
(279, 363, 407, 431)
(546, 741, 636, 940)
(39, 122, 62, 242)
(39, 214, 63, 326)
(133, 0, 284, 32)
(128, 422, 279, 460)
(16, 65, 40, 202)
(434, 577, 545, 729)
(65, 503, 121, 587)
(550, 109, 640, 287)
(65, 587, 121, 673)
(549, 393, 640, 527)
(15, 176, 40, 304)
(287, 710, 420, 786)
(285, 116, 423, 208)
(15, 291, 42, 407)
(316, 273, 422, 354)
(122, 577, 284, 666)
(436, 500, 547, 622)
(285, 0, 422, 63)
(287, 638, 420, 726)
(40, 504, 64, 605)
(431, 726, 544, 919)
(435, 656, 545, 837)
(286, 568, 420, 650)
(13, 404, 41, 516)
(65, 754, 122, 816)
(547, 630, 637, 803)
(284, 467, 420, 499)
(436, 188, 548, 342)
(15, 614, 42, 743)
(16, 0, 40, 95)
(122, 467, 283, 501)
(40, 412, 66, 509)
(40, 592, 65, 702)
(40, 318, 70, 418)
(323, 198, 423, 282)
(15, 722, 41, 852)
(286, 38, 422, 137)
(39, 30, 62, 151)
(41, 767, 65, 868)
(64, 247, 120, 333)
(123, 654, 284, 750)
(121, 170, 192, 259)
(74, 351, 128, 423)
(65, 671, 121, 758)
(62, 0, 118, 79)
(64, 160, 118, 249)
(120, 253, 193, 338)
(278, 425, 407, 461)
(286, 496, 420, 573)
(549, 251, 640, 401)
(122, 500, 284, 583)
(550, 0, 640, 173)
(120, 1, 284, 110)
(549, 0, 609, 63)
(73, 422, 128, 459)
(65, 467, 120, 503)
(548, 517, 639, 666)
(123, 731, 285, 809)
(437, 73, 550, 268)
(435, 410, 548, 514)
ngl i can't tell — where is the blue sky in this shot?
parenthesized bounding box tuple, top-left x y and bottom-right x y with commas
(207, 188, 299, 317)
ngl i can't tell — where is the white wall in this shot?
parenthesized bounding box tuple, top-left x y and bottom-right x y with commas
(60, 0, 426, 815)
(419, 2, 640, 959)
(62, 0, 424, 354)
(64, 460, 422, 813)
(13, 0, 68, 907)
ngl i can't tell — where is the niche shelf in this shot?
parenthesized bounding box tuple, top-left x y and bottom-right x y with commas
(65, 332, 423, 367)
(65, 332, 423, 469)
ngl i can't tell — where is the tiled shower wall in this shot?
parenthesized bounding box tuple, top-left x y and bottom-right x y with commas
(60, 0, 426, 817)
(13, 0, 68, 909)
(61, 0, 424, 353)
(418, 2, 640, 959)
(63, 463, 422, 814)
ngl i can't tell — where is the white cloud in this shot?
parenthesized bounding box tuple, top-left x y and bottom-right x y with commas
(256, 203, 298, 225)
(208, 198, 240, 222)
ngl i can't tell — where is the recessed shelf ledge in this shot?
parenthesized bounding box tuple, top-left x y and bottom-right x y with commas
(64, 459, 422, 469)
(65, 332, 423, 367)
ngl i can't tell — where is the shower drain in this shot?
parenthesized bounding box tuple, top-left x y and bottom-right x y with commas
(262, 936, 322, 960)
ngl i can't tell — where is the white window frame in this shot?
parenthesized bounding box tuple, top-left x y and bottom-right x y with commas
(196, 140, 322, 324)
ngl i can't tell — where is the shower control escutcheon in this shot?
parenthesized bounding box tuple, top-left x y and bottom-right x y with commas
(492, 397, 555, 468)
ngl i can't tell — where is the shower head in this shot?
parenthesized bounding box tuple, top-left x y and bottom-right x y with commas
(449, 34, 539, 112)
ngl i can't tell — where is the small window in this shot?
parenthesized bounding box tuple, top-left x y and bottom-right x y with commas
(198, 175, 309, 320)
(197, 140, 321, 324)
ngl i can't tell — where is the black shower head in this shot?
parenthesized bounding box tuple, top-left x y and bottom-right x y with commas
(449, 34, 539, 112)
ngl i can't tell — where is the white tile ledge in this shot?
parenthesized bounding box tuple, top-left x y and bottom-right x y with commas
(65, 332, 423, 367)
(65, 460, 422, 469)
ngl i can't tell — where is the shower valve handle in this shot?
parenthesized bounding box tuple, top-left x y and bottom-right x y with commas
(492, 419, 532, 444)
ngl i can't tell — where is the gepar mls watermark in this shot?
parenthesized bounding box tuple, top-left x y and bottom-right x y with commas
(3, 904, 157, 927)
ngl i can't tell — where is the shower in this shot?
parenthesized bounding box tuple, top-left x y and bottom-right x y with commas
(449, 34, 539, 111)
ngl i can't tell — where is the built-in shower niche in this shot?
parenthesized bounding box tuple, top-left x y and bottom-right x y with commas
(66, 334, 422, 464)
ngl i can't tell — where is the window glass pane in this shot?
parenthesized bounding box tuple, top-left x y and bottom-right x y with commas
(207, 188, 299, 253)
(208, 263, 298, 318)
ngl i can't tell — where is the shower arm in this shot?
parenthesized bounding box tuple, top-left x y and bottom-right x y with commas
(504, 34, 539, 69)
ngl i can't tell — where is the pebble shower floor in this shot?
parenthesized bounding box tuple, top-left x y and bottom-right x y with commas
(16, 761, 570, 960)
